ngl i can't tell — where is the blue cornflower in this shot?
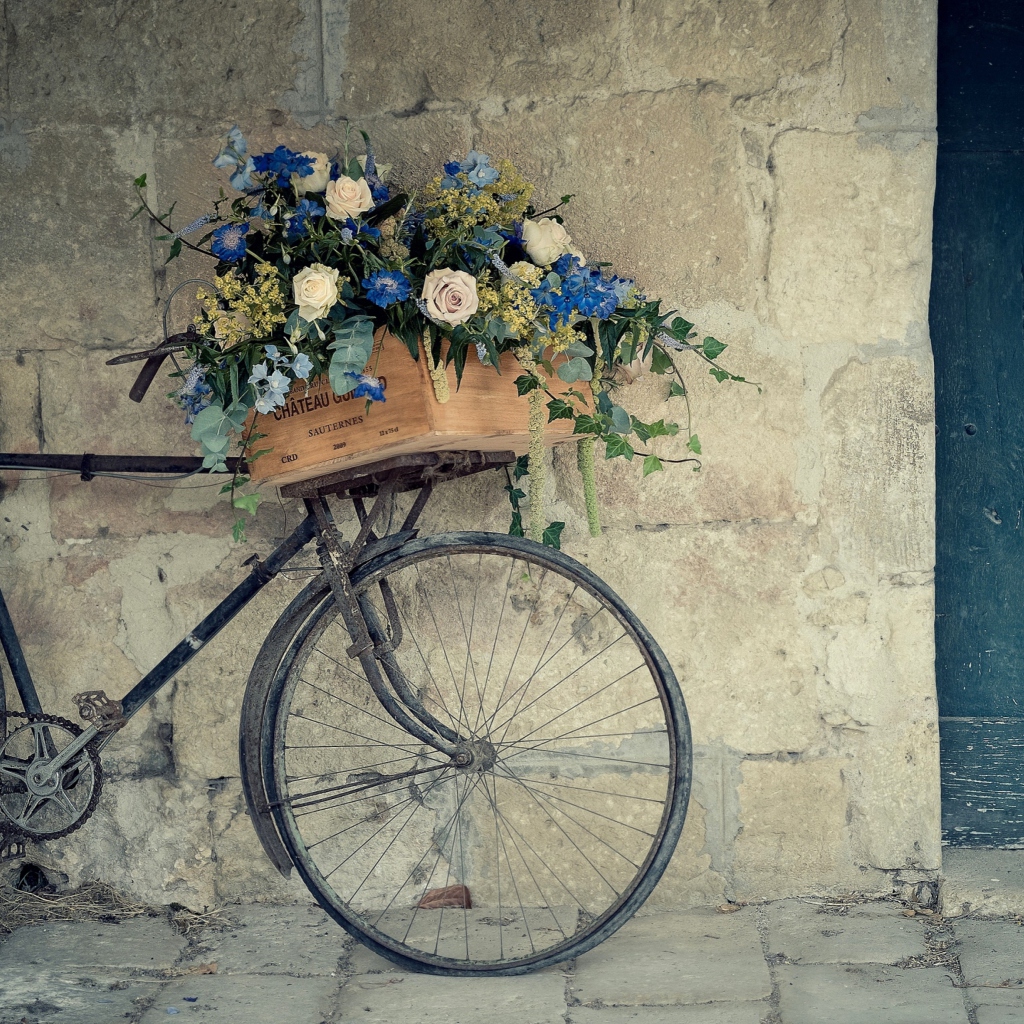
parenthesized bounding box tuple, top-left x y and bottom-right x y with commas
(252, 146, 314, 187)
(284, 198, 325, 239)
(211, 221, 249, 262)
(460, 150, 499, 187)
(212, 127, 256, 190)
(291, 353, 313, 379)
(346, 372, 386, 402)
(362, 270, 411, 308)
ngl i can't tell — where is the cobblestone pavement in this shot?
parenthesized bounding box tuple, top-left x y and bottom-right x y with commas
(1, 898, 1022, 1024)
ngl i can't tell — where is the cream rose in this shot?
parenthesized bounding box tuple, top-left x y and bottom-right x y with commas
(324, 175, 374, 220)
(421, 269, 480, 325)
(522, 217, 573, 266)
(291, 152, 330, 195)
(292, 264, 339, 322)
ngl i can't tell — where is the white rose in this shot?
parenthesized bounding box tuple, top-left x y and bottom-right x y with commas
(292, 264, 340, 322)
(421, 269, 480, 325)
(324, 175, 374, 220)
(522, 217, 573, 266)
(291, 152, 331, 195)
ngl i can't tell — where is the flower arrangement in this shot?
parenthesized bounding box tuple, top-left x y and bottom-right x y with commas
(134, 127, 750, 542)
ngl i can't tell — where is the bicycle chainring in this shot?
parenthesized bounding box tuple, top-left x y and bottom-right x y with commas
(0, 713, 103, 841)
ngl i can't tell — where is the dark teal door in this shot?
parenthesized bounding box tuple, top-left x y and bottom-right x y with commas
(933, 1, 1024, 846)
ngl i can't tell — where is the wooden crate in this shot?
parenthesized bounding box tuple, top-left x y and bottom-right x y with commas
(247, 334, 581, 486)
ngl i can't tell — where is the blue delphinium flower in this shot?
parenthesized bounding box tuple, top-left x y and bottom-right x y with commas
(443, 160, 462, 176)
(342, 217, 380, 241)
(346, 372, 386, 402)
(460, 150, 500, 187)
(553, 252, 585, 277)
(284, 198, 325, 239)
(212, 127, 256, 191)
(611, 276, 634, 304)
(340, 227, 355, 243)
(252, 146, 314, 187)
(562, 267, 619, 319)
(530, 278, 574, 322)
(211, 221, 249, 262)
(178, 366, 213, 424)
(362, 270, 411, 308)
(291, 353, 313, 379)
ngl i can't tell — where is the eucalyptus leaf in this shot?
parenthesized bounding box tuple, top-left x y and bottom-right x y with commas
(608, 404, 631, 434)
(565, 341, 594, 358)
(556, 357, 593, 383)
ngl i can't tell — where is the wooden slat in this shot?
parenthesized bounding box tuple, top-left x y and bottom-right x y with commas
(940, 717, 1024, 848)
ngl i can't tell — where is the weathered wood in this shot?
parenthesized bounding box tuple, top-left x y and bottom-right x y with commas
(940, 718, 1024, 848)
(248, 335, 580, 487)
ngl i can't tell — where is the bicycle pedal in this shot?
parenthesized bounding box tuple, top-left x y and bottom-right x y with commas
(72, 690, 126, 733)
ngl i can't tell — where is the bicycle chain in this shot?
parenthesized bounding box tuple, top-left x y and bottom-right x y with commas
(0, 712, 103, 842)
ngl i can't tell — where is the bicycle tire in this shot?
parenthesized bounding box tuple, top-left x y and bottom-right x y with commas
(259, 531, 691, 975)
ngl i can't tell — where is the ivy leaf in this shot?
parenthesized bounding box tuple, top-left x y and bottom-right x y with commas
(703, 336, 727, 360)
(572, 414, 604, 436)
(645, 419, 679, 439)
(134, 173, 148, 189)
(670, 316, 695, 339)
(232, 517, 247, 543)
(164, 238, 183, 264)
(650, 346, 673, 375)
(607, 404, 631, 434)
(643, 454, 664, 477)
(557, 356, 593, 383)
(233, 493, 260, 516)
(604, 435, 634, 460)
(512, 454, 530, 481)
(687, 434, 702, 455)
(542, 521, 565, 550)
(709, 367, 731, 383)
(515, 374, 541, 396)
(631, 418, 652, 444)
(546, 398, 575, 422)
(508, 511, 525, 538)
(668, 380, 687, 398)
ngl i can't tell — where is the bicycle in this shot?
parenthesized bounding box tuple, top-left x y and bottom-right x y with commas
(0, 345, 693, 976)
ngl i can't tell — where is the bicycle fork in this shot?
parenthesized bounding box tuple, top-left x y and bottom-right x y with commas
(304, 491, 477, 771)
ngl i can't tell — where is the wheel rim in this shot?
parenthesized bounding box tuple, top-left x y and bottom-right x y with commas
(270, 538, 689, 971)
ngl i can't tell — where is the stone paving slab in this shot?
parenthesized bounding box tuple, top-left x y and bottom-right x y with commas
(337, 971, 568, 1024)
(571, 1003, 767, 1023)
(954, 920, 1024, 987)
(189, 902, 347, 976)
(137, 974, 339, 1024)
(776, 964, 969, 1024)
(974, 1003, 1024, 1024)
(0, 917, 186, 970)
(0, 969, 151, 1024)
(765, 898, 927, 964)
(572, 909, 771, 1007)
(942, 849, 1024, 918)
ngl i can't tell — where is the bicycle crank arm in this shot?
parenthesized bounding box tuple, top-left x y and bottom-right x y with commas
(29, 723, 100, 784)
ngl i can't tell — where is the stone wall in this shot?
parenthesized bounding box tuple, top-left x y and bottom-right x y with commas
(0, 0, 938, 908)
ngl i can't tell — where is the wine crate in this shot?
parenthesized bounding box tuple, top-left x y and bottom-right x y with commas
(247, 334, 581, 486)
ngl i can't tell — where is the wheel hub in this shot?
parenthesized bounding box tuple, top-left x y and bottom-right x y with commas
(451, 738, 498, 772)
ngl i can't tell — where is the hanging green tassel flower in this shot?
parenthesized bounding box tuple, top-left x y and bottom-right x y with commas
(527, 387, 547, 543)
(577, 436, 600, 536)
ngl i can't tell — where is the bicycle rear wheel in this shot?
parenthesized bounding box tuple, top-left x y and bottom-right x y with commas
(261, 532, 691, 975)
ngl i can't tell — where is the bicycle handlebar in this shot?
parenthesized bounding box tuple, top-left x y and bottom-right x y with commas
(105, 328, 198, 404)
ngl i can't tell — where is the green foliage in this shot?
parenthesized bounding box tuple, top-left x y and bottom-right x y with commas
(542, 521, 565, 549)
(643, 454, 663, 477)
(328, 316, 375, 394)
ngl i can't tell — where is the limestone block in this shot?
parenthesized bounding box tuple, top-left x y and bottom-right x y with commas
(0, 355, 42, 454)
(630, 0, 844, 95)
(768, 131, 935, 346)
(341, 0, 624, 117)
(5, 0, 301, 128)
(732, 758, 861, 898)
(475, 88, 752, 310)
(0, 128, 156, 349)
(818, 355, 934, 575)
(569, 523, 822, 754)
(840, 0, 937, 120)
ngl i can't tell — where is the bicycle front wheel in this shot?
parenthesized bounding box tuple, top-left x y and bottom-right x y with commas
(262, 532, 691, 975)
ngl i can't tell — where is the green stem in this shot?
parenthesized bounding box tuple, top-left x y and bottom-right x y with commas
(577, 437, 600, 537)
(527, 388, 546, 543)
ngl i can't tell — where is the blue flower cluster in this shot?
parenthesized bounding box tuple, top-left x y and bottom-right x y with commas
(178, 366, 213, 425)
(248, 345, 313, 415)
(211, 221, 249, 262)
(441, 150, 500, 191)
(252, 146, 315, 187)
(285, 199, 325, 240)
(212, 127, 256, 191)
(345, 372, 386, 402)
(530, 260, 623, 326)
(362, 270, 410, 308)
